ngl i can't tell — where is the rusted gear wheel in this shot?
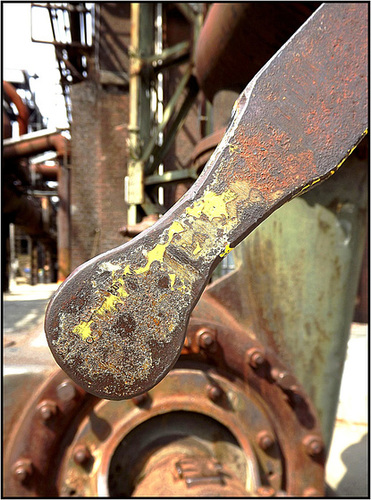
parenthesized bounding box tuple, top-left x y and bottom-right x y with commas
(4, 318, 324, 497)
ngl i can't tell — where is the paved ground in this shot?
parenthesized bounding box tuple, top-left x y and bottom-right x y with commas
(3, 283, 59, 341)
(3, 283, 369, 496)
(325, 322, 368, 497)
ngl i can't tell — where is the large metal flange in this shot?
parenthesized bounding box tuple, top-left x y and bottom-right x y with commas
(3, 370, 94, 498)
(55, 311, 325, 498)
(4, 320, 325, 498)
(184, 317, 326, 497)
(57, 364, 283, 496)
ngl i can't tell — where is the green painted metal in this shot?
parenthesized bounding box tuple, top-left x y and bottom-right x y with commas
(147, 75, 199, 176)
(141, 66, 193, 168)
(145, 167, 198, 186)
(127, 3, 155, 222)
(142, 40, 190, 68)
(232, 148, 368, 448)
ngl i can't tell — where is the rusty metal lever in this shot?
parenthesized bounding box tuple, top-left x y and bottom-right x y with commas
(45, 3, 367, 400)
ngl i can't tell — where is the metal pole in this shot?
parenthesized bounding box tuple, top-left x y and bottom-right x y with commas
(9, 224, 16, 288)
(127, 3, 154, 225)
(57, 163, 71, 282)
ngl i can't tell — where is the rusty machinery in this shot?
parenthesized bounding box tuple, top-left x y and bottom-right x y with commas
(2, 72, 71, 289)
(3, 2, 368, 498)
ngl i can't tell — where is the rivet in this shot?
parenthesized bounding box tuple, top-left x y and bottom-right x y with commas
(303, 435, 324, 456)
(207, 384, 222, 402)
(303, 487, 321, 497)
(73, 445, 91, 466)
(271, 368, 298, 391)
(257, 430, 275, 451)
(132, 392, 149, 406)
(197, 328, 217, 350)
(12, 459, 33, 483)
(56, 380, 77, 402)
(247, 347, 265, 368)
(257, 485, 276, 497)
(37, 400, 58, 421)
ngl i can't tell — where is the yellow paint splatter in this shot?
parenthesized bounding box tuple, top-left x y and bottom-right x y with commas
(229, 143, 240, 154)
(73, 221, 185, 341)
(186, 189, 237, 222)
(73, 278, 128, 340)
(193, 242, 202, 255)
(295, 129, 368, 199)
(219, 243, 233, 258)
(134, 221, 185, 275)
(169, 273, 176, 290)
(73, 320, 94, 341)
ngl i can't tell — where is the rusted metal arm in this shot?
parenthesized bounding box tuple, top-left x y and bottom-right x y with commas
(45, 3, 368, 400)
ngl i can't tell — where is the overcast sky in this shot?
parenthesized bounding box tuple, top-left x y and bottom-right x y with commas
(3, 2, 69, 129)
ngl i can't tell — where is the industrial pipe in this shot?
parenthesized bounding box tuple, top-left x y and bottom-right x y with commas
(3, 129, 69, 159)
(3, 110, 12, 139)
(195, 3, 318, 101)
(30, 163, 59, 181)
(3, 81, 29, 135)
(2, 183, 47, 237)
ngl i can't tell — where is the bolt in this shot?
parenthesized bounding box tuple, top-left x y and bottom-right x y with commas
(257, 430, 275, 451)
(73, 445, 91, 466)
(197, 328, 217, 350)
(303, 435, 324, 456)
(303, 487, 321, 497)
(207, 384, 222, 402)
(56, 380, 77, 402)
(257, 485, 276, 497)
(37, 400, 58, 421)
(247, 347, 265, 368)
(132, 392, 149, 406)
(12, 459, 33, 484)
(271, 368, 298, 391)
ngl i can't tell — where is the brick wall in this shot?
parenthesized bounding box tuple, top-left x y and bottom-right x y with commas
(70, 81, 129, 270)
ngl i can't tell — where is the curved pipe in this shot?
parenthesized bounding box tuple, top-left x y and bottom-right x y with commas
(3, 130, 70, 159)
(3, 81, 29, 135)
(3, 183, 48, 237)
(3, 110, 12, 139)
(195, 3, 318, 101)
(30, 163, 59, 181)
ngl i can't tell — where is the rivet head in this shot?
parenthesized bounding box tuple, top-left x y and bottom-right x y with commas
(257, 430, 275, 451)
(73, 445, 91, 466)
(247, 347, 265, 368)
(303, 435, 324, 456)
(197, 328, 217, 350)
(56, 380, 77, 402)
(257, 485, 276, 497)
(12, 459, 33, 483)
(207, 384, 222, 402)
(37, 400, 58, 421)
(271, 368, 298, 391)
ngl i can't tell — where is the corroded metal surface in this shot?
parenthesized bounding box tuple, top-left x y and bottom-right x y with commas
(3, 370, 91, 498)
(3, 81, 29, 135)
(5, 317, 323, 496)
(45, 3, 368, 400)
(194, 2, 319, 101)
(3, 129, 69, 159)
